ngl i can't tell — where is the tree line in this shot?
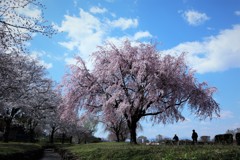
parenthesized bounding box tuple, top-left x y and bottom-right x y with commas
(0, 0, 98, 144)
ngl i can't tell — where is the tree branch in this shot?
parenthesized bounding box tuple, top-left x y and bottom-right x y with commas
(0, 20, 47, 34)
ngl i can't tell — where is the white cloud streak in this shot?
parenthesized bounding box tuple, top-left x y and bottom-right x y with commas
(235, 10, 240, 16)
(16, 5, 42, 19)
(182, 10, 210, 26)
(65, 57, 78, 66)
(133, 31, 152, 40)
(162, 24, 240, 73)
(31, 51, 53, 69)
(219, 110, 234, 119)
(105, 0, 115, 3)
(109, 17, 138, 30)
(90, 6, 108, 14)
(73, 0, 78, 7)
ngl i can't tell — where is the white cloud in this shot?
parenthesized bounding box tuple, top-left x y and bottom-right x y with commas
(105, 0, 115, 2)
(59, 41, 78, 51)
(105, 31, 152, 47)
(162, 24, 240, 73)
(16, 5, 42, 19)
(219, 110, 234, 119)
(109, 17, 138, 30)
(90, 6, 108, 14)
(65, 57, 78, 65)
(30, 51, 53, 69)
(235, 10, 240, 16)
(57, 9, 105, 58)
(182, 10, 210, 26)
(133, 31, 152, 40)
(73, 0, 78, 7)
(41, 62, 53, 69)
(110, 12, 116, 18)
(56, 8, 151, 67)
(65, 57, 93, 71)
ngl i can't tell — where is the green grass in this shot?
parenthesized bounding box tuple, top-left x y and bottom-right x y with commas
(60, 142, 240, 160)
(0, 142, 42, 155)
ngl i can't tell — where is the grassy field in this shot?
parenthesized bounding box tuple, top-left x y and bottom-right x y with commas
(0, 142, 42, 155)
(60, 142, 240, 160)
(0, 142, 44, 160)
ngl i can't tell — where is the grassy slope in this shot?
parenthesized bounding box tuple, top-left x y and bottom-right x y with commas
(0, 142, 42, 155)
(62, 142, 240, 160)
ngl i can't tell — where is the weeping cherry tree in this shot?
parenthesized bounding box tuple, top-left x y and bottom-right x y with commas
(62, 40, 220, 144)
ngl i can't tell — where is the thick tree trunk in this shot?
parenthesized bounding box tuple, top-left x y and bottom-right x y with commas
(28, 119, 38, 143)
(3, 108, 19, 143)
(61, 133, 65, 144)
(120, 133, 124, 142)
(84, 134, 87, 144)
(116, 131, 120, 142)
(69, 136, 72, 144)
(127, 120, 137, 144)
(3, 119, 11, 143)
(120, 133, 126, 142)
(29, 128, 35, 142)
(50, 127, 55, 144)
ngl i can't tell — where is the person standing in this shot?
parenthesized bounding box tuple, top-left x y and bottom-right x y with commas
(192, 130, 198, 145)
(173, 134, 179, 145)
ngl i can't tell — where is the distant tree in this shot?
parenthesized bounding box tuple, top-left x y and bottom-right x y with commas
(102, 108, 129, 142)
(156, 134, 163, 142)
(226, 129, 235, 136)
(0, 0, 55, 52)
(80, 116, 98, 144)
(44, 105, 63, 144)
(25, 88, 62, 142)
(226, 128, 240, 138)
(62, 40, 220, 144)
(66, 116, 98, 144)
(137, 135, 148, 143)
(200, 136, 210, 143)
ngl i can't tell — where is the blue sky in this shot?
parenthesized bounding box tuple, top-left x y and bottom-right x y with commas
(27, 0, 240, 140)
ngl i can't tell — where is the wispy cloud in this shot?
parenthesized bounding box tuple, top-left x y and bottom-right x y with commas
(65, 57, 78, 66)
(90, 6, 108, 14)
(133, 31, 152, 40)
(238, 100, 240, 105)
(16, 5, 42, 19)
(109, 17, 138, 30)
(105, 0, 115, 3)
(182, 10, 210, 26)
(31, 51, 53, 69)
(235, 10, 240, 16)
(73, 0, 78, 7)
(105, 31, 152, 47)
(219, 110, 234, 119)
(162, 24, 240, 73)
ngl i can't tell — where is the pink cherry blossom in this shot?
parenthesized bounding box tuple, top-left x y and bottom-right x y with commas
(62, 40, 220, 144)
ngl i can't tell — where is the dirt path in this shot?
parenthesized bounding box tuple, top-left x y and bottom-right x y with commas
(39, 148, 61, 160)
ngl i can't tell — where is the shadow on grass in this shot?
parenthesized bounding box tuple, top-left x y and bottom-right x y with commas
(0, 142, 43, 160)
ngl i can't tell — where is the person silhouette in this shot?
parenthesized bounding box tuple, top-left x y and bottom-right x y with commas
(173, 134, 179, 145)
(192, 129, 198, 145)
